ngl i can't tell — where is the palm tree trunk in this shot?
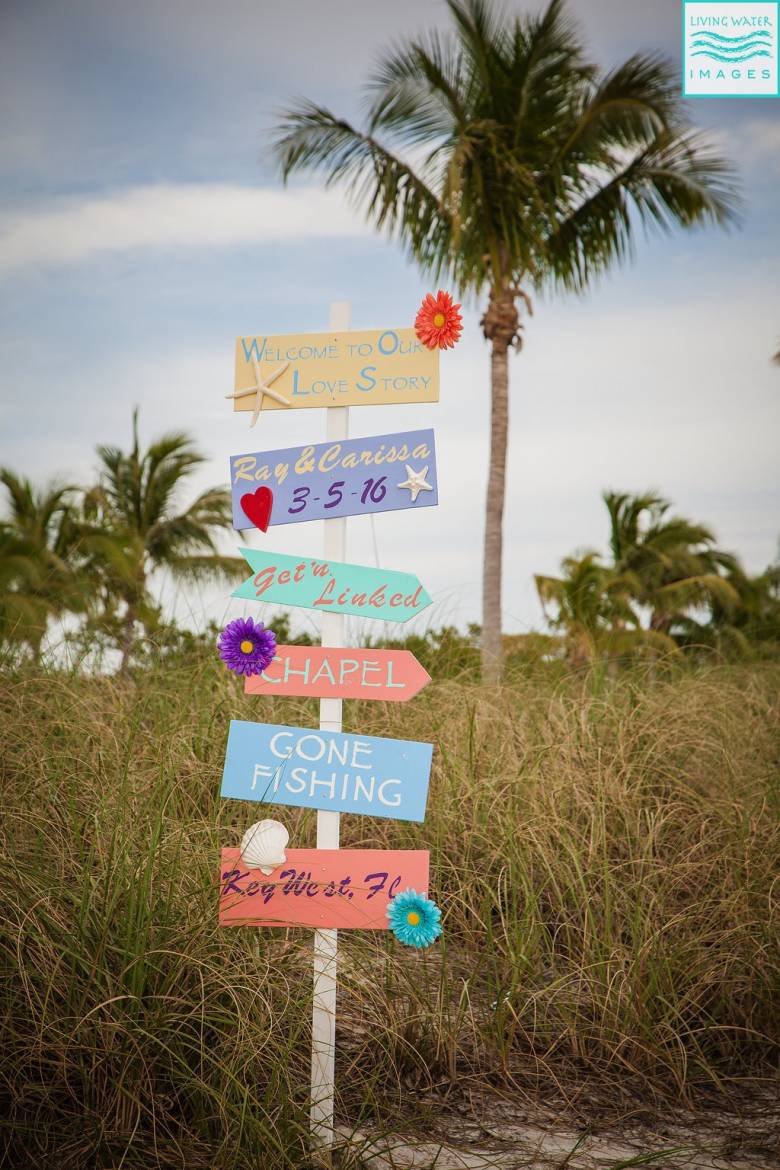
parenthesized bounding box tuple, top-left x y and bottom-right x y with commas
(119, 604, 137, 673)
(481, 334, 510, 681)
(28, 626, 45, 665)
(650, 609, 672, 634)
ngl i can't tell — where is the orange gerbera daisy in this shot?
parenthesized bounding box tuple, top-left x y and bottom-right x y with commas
(414, 290, 463, 350)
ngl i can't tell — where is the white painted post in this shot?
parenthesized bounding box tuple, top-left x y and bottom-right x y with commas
(310, 300, 351, 1146)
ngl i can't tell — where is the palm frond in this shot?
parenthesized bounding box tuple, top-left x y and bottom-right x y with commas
(366, 31, 467, 140)
(167, 555, 248, 583)
(550, 128, 738, 291)
(274, 104, 448, 268)
(559, 54, 681, 163)
(656, 572, 740, 611)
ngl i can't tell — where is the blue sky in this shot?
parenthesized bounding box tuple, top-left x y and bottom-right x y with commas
(1, 0, 778, 639)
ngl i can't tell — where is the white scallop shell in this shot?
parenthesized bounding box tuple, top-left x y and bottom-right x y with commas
(239, 819, 289, 875)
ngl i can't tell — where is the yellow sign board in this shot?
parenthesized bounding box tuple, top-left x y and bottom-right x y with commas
(232, 328, 439, 415)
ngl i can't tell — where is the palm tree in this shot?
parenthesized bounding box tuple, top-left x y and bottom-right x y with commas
(0, 471, 85, 660)
(603, 490, 739, 636)
(86, 411, 244, 671)
(535, 550, 665, 667)
(696, 556, 780, 658)
(273, 0, 738, 679)
(0, 529, 48, 657)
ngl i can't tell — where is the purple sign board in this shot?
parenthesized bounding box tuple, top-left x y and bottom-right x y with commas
(230, 428, 438, 530)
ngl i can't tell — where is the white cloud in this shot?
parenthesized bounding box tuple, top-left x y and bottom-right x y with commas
(710, 117, 780, 181)
(0, 183, 370, 275)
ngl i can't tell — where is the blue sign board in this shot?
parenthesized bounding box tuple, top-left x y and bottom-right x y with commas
(230, 428, 438, 530)
(221, 720, 433, 822)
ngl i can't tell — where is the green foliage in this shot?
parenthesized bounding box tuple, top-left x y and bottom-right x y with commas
(535, 550, 653, 666)
(0, 412, 245, 671)
(685, 555, 780, 659)
(84, 409, 246, 670)
(370, 622, 481, 678)
(1, 662, 777, 1166)
(535, 491, 779, 666)
(604, 490, 740, 630)
(0, 471, 86, 661)
(126, 613, 316, 671)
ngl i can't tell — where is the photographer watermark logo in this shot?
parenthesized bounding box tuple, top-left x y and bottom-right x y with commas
(683, 1, 779, 96)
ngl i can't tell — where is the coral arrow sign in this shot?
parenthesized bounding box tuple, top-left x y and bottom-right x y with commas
(245, 646, 431, 701)
(232, 548, 432, 623)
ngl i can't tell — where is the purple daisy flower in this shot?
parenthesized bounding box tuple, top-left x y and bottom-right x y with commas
(218, 617, 277, 677)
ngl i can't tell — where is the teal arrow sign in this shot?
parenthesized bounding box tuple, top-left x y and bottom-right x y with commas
(232, 548, 432, 623)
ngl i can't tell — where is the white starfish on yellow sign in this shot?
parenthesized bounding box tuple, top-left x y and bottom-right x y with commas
(225, 359, 290, 427)
(397, 464, 433, 503)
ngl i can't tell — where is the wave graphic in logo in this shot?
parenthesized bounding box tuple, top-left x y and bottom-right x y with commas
(690, 29, 773, 63)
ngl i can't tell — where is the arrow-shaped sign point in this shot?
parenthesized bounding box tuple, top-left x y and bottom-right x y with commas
(232, 548, 432, 624)
(244, 646, 431, 701)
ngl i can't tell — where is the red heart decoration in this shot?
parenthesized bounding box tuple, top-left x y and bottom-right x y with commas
(240, 486, 274, 532)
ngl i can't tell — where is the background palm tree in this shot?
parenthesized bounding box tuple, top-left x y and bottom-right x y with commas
(0, 470, 85, 660)
(0, 529, 48, 658)
(273, 0, 738, 679)
(535, 550, 667, 667)
(689, 555, 780, 659)
(85, 411, 244, 671)
(536, 491, 755, 667)
(603, 490, 739, 636)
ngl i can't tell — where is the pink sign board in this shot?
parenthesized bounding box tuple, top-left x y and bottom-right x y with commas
(219, 847, 429, 929)
(244, 645, 431, 702)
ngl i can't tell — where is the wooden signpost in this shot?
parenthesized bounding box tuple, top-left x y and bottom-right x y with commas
(312, 302, 349, 1146)
(244, 646, 431, 701)
(232, 548, 432, 621)
(219, 301, 441, 1150)
(220, 848, 430, 929)
(230, 428, 438, 529)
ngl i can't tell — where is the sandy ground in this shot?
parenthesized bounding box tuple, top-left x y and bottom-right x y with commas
(333, 1092, 780, 1169)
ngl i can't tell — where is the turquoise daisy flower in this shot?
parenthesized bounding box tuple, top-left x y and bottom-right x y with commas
(386, 888, 441, 948)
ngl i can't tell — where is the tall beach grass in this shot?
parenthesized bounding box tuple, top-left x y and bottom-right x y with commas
(1, 658, 778, 1167)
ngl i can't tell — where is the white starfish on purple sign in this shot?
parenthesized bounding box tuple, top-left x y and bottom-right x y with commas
(397, 464, 433, 503)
